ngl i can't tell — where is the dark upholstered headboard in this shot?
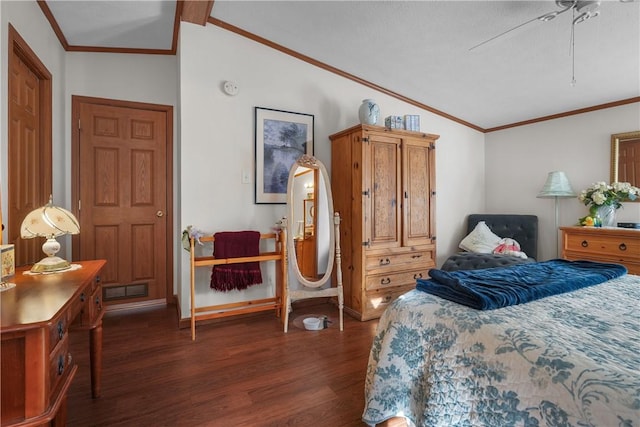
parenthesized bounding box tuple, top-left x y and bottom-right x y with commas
(467, 214, 538, 260)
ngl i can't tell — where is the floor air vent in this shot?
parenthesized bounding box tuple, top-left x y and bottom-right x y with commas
(103, 283, 148, 301)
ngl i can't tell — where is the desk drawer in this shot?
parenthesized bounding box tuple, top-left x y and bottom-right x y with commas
(68, 287, 89, 325)
(85, 284, 104, 323)
(72, 278, 103, 327)
(49, 313, 67, 353)
(49, 335, 71, 396)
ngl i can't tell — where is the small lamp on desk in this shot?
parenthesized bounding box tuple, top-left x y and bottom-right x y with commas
(537, 171, 576, 257)
(20, 196, 80, 273)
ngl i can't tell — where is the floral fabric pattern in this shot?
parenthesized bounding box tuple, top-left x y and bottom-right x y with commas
(363, 274, 640, 427)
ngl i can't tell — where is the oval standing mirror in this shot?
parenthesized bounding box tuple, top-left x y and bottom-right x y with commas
(287, 154, 335, 287)
(611, 131, 640, 200)
(283, 154, 343, 333)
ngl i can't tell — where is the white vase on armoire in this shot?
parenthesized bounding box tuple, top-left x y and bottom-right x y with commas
(358, 99, 380, 125)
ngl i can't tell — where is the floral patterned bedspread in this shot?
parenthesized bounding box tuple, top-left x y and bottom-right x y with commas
(363, 274, 640, 427)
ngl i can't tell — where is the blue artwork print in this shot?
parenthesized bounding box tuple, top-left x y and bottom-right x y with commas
(262, 119, 308, 194)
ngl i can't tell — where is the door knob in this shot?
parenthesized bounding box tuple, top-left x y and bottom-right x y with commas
(156, 210, 164, 217)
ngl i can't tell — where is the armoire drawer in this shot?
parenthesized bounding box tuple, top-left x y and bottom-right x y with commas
(365, 269, 428, 291)
(365, 250, 434, 274)
(362, 285, 414, 321)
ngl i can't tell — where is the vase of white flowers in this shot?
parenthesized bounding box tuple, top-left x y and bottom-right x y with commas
(578, 181, 639, 227)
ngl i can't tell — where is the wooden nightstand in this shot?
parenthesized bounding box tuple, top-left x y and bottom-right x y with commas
(560, 226, 640, 275)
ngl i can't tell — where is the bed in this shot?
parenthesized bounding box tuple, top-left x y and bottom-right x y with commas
(362, 266, 640, 426)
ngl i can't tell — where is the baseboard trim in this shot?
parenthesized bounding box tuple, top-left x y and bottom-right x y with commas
(105, 298, 167, 314)
(176, 297, 334, 329)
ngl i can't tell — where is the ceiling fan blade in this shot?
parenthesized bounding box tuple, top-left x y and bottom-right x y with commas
(469, 15, 541, 51)
(469, 2, 576, 51)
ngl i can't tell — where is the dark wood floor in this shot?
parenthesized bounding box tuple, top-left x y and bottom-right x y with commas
(67, 301, 380, 427)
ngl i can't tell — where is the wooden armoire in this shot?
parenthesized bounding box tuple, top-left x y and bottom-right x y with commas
(330, 124, 439, 320)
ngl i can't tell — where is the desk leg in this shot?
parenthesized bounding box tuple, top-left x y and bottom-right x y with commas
(89, 322, 103, 398)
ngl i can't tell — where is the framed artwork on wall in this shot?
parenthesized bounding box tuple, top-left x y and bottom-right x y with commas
(255, 107, 314, 204)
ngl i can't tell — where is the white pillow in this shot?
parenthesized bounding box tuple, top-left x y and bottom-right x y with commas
(459, 221, 502, 254)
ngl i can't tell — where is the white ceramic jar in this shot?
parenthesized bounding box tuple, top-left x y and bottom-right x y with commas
(358, 99, 380, 125)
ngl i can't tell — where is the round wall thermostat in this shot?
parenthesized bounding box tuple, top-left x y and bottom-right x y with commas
(223, 81, 239, 96)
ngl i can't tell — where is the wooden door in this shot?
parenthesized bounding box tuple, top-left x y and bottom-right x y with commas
(363, 132, 401, 250)
(402, 138, 434, 247)
(76, 99, 170, 304)
(7, 25, 52, 266)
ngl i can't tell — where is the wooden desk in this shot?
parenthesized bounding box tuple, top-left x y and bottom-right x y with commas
(1, 259, 106, 427)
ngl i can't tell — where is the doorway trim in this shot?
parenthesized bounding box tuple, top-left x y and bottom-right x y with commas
(71, 95, 175, 305)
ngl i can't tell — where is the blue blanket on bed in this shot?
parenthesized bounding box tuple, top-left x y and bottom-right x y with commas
(416, 259, 627, 310)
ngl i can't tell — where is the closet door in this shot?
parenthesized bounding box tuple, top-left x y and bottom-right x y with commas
(363, 132, 401, 250)
(402, 138, 434, 247)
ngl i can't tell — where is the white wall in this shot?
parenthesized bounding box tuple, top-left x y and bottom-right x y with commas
(177, 23, 485, 320)
(65, 52, 178, 109)
(0, 0, 66, 246)
(486, 103, 640, 261)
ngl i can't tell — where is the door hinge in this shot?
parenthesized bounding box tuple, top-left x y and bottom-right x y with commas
(431, 190, 436, 196)
(362, 137, 370, 143)
(78, 199, 81, 211)
(362, 189, 370, 197)
(362, 240, 370, 248)
(78, 119, 81, 130)
(429, 143, 435, 150)
(431, 235, 437, 242)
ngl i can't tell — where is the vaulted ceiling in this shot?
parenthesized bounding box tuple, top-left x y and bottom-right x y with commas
(39, 0, 640, 131)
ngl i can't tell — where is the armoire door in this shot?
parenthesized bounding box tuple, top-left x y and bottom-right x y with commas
(402, 138, 435, 247)
(362, 132, 401, 250)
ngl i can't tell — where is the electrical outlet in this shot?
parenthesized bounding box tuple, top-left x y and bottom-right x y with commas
(241, 169, 250, 184)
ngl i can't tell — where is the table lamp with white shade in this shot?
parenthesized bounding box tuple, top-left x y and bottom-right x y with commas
(20, 196, 80, 273)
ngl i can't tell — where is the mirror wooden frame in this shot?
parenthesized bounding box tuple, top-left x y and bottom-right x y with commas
(610, 131, 640, 201)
